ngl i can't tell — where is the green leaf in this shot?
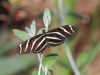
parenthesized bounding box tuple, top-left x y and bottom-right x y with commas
(25, 27, 34, 37)
(57, 60, 72, 71)
(67, 12, 83, 19)
(32, 71, 44, 75)
(76, 42, 100, 73)
(43, 53, 58, 69)
(36, 28, 47, 35)
(13, 29, 31, 41)
(43, 8, 51, 29)
(30, 20, 36, 36)
(76, 50, 91, 69)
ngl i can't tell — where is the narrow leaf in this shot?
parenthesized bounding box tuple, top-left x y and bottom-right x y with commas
(57, 60, 72, 71)
(76, 50, 91, 69)
(76, 41, 100, 72)
(13, 29, 31, 41)
(43, 8, 51, 29)
(67, 12, 83, 19)
(30, 20, 36, 36)
(25, 27, 33, 37)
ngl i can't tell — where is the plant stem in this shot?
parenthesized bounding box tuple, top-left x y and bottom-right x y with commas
(58, 0, 64, 25)
(44, 69, 48, 75)
(37, 53, 44, 71)
(37, 53, 45, 75)
(57, 0, 80, 75)
(65, 45, 80, 75)
(38, 64, 41, 75)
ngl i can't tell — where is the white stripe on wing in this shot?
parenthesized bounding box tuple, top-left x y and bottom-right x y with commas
(60, 27, 71, 34)
(46, 32, 66, 38)
(69, 25, 75, 33)
(46, 36, 61, 40)
(24, 39, 30, 52)
(30, 34, 44, 52)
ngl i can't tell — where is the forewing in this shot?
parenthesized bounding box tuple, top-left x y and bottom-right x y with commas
(46, 25, 77, 47)
(17, 34, 47, 54)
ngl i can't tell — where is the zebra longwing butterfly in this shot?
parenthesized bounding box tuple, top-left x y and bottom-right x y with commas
(17, 25, 77, 54)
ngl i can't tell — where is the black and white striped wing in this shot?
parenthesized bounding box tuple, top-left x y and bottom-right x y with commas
(17, 34, 48, 54)
(46, 25, 77, 47)
(16, 25, 77, 54)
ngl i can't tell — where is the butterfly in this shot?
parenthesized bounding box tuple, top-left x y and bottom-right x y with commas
(17, 25, 77, 54)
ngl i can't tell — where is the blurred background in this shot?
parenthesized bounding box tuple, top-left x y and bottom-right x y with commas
(0, 0, 100, 75)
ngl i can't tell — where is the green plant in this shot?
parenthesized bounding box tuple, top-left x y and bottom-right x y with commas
(13, 8, 58, 75)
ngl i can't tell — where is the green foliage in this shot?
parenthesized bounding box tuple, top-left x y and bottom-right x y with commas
(0, 31, 38, 75)
(13, 29, 31, 41)
(76, 50, 91, 70)
(0, 39, 19, 56)
(32, 71, 44, 75)
(67, 12, 83, 19)
(0, 55, 38, 75)
(12, 8, 59, 75)
(76, 41, 100, 73)
(64, 0, 75, 24)
(43, 8, 51, 29)
(13, 20, 36, 41)
(43, 53, 58, 70)
(25, 27, 34, 37)
(57, 60, 72, 71)
(0, 31, 20, 56)
(13, 8, 51, 40)
(30, 20, 36, 36)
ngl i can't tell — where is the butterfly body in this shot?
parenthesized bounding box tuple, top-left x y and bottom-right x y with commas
(17, 25, 77, 54)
